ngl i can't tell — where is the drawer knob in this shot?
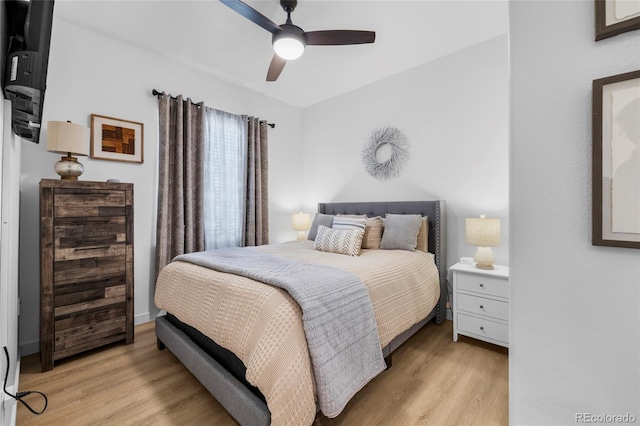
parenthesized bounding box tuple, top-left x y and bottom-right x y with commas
(479, 305, 484, 309)
(480, 326, 485, 331)
(479, 283, 484, 288)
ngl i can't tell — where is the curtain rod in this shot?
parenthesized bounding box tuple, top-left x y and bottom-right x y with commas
(152, 89, 276, 128)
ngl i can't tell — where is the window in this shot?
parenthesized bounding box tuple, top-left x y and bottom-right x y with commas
(203, 108, 247, 250)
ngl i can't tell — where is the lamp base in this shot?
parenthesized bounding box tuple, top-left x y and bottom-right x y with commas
(474, 246, 495, 270)
(296, 231, 306, 241)
(475, 263, 495, 270)
(55, 155, 84, 180)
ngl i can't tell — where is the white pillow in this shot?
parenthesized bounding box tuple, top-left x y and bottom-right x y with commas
(313, 225, 364, 256)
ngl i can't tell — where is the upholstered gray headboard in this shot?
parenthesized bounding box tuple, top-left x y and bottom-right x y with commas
(317, 200, 447, 324)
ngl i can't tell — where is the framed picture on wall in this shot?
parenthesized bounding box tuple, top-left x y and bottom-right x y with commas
(592, 69, 640, 249)
(595, 0, 640, 40)
(91, 114, 144, 164)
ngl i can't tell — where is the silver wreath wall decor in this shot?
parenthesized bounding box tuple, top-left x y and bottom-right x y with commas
(361, 126, 410, 181)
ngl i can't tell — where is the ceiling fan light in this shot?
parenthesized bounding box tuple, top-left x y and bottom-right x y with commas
(273, 34, 305, 60)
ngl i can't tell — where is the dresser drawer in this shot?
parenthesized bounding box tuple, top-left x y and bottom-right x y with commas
(54, 255, 127, 285)
(54, 188, 127, 218)
(55, 216, 127, 249)
(457, 273, 508, 298)
(457, 313, 508, 344)
(54, 276, 127, 308)
(54, 308, 127, 358)
(55, 304, 126, 334)
(457, 293, 508, 321)
(55, 243, 127, 261)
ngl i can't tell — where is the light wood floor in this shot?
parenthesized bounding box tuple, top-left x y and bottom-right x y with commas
(17, 320, 508, 426)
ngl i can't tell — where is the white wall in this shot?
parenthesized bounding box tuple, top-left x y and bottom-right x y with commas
(1, 99, 21, 426)
(18, 18, 303, 355)
(301, 35, 509, 270)
(510, 1, 640, 423)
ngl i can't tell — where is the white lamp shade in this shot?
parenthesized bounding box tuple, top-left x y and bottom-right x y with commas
(465, 216, 501, 247)
(292, 212, 311, 231)
(47, 121, 90, 156)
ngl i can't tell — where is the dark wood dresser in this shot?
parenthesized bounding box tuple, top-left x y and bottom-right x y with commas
(40, 179, 134, 371)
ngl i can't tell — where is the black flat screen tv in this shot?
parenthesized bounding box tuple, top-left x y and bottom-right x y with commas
(1, 0, 55, 143)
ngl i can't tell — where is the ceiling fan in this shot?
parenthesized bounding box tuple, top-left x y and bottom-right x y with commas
(220, 0, 376, 81)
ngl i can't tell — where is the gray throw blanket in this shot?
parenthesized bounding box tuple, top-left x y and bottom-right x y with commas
(175, 248, 386, 417)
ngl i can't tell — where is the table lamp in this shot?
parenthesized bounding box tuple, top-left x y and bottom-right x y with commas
(465, 215, 501, 270)
(47, 120, 90, 180)
(292, 212, 311, 240)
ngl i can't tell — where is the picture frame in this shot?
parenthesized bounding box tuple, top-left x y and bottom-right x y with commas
(592, 70, 640, 249)
(91, 114, 144, 164)
(595, 0, 640, 41)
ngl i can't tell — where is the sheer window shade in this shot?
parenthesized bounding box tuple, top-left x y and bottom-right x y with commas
(204, 108, 247, 250)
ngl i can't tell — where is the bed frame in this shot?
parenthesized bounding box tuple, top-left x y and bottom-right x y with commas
(155, 200, 447, 426)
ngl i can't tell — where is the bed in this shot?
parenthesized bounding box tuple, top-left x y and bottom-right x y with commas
(154, 200, 447, 426)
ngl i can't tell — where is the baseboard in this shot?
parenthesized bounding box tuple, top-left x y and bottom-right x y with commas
(135, 312, 151, 325)
(19, 340, 38, 357)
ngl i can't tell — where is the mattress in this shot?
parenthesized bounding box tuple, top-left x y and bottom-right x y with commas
(154, 240, 440, 425)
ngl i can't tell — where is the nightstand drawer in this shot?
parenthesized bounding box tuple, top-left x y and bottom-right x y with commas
(457, 273, 508, 298)
(457, 293, 508, 321)
(457, 313, 508, 344)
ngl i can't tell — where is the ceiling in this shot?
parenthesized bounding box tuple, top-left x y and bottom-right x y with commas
(54, 0, 508, 108)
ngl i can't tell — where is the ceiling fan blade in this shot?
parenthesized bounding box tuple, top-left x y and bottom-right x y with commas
(219, 0, 281, 34)
(266, 54, 287, 81)
(305, 30, 375, 46)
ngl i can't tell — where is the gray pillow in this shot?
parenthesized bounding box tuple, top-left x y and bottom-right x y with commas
(307, 213, 335, 241)
(380, 214, 422, 251)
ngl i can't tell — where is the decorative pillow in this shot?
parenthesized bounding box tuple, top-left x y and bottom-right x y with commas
(362, 216, 383, 249)
(338, 214, 383, 249)
(380, 214, 422, 251)
(332, 216, 366, 231)
(416, 216, 429, 253)
(307, 213, 335, 241)
(313, 225, 364, 256)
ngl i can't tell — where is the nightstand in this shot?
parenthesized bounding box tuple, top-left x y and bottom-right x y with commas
(450, 263, 509, 348)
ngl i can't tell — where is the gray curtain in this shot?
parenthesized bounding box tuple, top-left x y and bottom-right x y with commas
(243, 117, 269, 246)
(155, 94, 205, 278)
